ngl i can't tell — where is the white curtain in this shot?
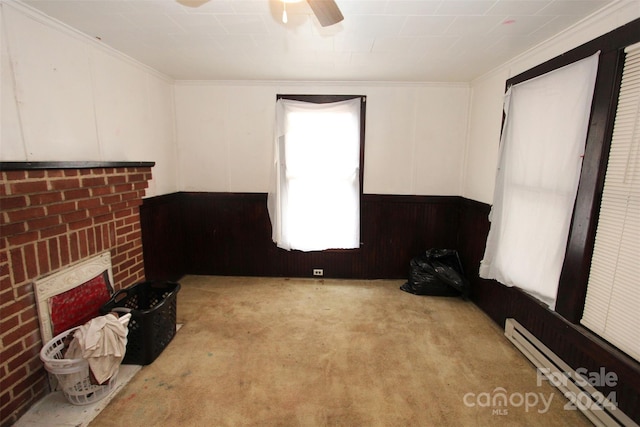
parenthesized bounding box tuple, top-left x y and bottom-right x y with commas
(267, 98, 361, 251)
(479, 53, 600, 309)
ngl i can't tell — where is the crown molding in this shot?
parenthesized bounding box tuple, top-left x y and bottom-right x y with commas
(173, 79, 470, 88)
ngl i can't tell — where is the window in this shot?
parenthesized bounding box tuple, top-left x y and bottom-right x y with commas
(581, 42, 640, 362)
(267, 95, 366, 251)
(479, 53, 600, 309)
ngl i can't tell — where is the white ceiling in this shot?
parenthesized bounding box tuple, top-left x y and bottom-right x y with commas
(22, 0, 616, 82)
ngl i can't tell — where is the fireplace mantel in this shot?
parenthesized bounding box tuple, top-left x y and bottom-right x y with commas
(0, 161, 155, 171)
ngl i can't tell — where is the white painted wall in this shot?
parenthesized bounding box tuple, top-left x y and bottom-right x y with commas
(3, 0, 638, 201)
(175, 82, 470, 195)
(2, 0, 470, 198)
(463, 0, 640, 204)
(0, 2, 178, 197)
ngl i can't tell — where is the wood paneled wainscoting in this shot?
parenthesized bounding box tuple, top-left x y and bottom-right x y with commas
(140, 192, 461, 281)
(141, 191, 640, 424)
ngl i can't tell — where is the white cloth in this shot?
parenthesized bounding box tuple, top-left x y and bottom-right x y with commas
(66, 313, 130, 384)
(267, 98, 361, 251)
(479, 53, 600, 309)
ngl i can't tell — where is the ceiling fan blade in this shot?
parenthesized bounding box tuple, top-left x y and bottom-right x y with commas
(306, 0, 344, 27)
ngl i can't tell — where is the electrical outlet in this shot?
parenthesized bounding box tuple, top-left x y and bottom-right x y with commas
(313, 269, 324, 276)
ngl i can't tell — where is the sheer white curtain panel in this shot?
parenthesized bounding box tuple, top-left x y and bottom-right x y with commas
(479, 53, 600, 309)
(267, 98, 361, 251)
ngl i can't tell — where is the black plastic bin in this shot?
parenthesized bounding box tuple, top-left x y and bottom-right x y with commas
(101, 281, 180, 365)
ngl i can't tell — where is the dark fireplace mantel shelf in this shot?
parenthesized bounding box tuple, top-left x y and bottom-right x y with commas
(0, 161, 155, 171)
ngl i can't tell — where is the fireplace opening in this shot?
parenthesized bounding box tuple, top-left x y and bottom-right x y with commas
(34, 251, 115, 345)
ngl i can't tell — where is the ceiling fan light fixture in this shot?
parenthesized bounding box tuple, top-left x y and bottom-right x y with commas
(280, 0, 344, 27)
(281, 0, 303, 24)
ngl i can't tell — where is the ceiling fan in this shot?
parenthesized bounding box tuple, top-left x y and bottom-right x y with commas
(290, 0, 344, 27)
(177, 0, 344, 27)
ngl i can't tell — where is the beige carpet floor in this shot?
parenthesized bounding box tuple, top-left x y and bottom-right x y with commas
(89, 275, 590, 426)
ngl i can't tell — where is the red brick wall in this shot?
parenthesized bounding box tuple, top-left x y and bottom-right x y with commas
(0, 166, 152, 426)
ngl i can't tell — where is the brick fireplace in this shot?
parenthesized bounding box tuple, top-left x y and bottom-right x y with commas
(0, 162, 154, 426)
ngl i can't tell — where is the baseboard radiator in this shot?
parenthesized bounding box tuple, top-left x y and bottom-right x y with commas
(504, 318, 637, 427)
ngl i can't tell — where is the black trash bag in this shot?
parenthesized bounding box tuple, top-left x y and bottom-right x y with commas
(400, 249, 470, 299)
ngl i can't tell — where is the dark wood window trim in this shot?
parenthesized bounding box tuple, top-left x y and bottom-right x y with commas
(504, 18, 640, 323)
(276, 94, 367, 250)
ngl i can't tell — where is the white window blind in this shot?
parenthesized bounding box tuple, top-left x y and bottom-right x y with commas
(581, 42, 640, 363)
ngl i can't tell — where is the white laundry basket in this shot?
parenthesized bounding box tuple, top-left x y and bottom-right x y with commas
(39, 314, 130, 405)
